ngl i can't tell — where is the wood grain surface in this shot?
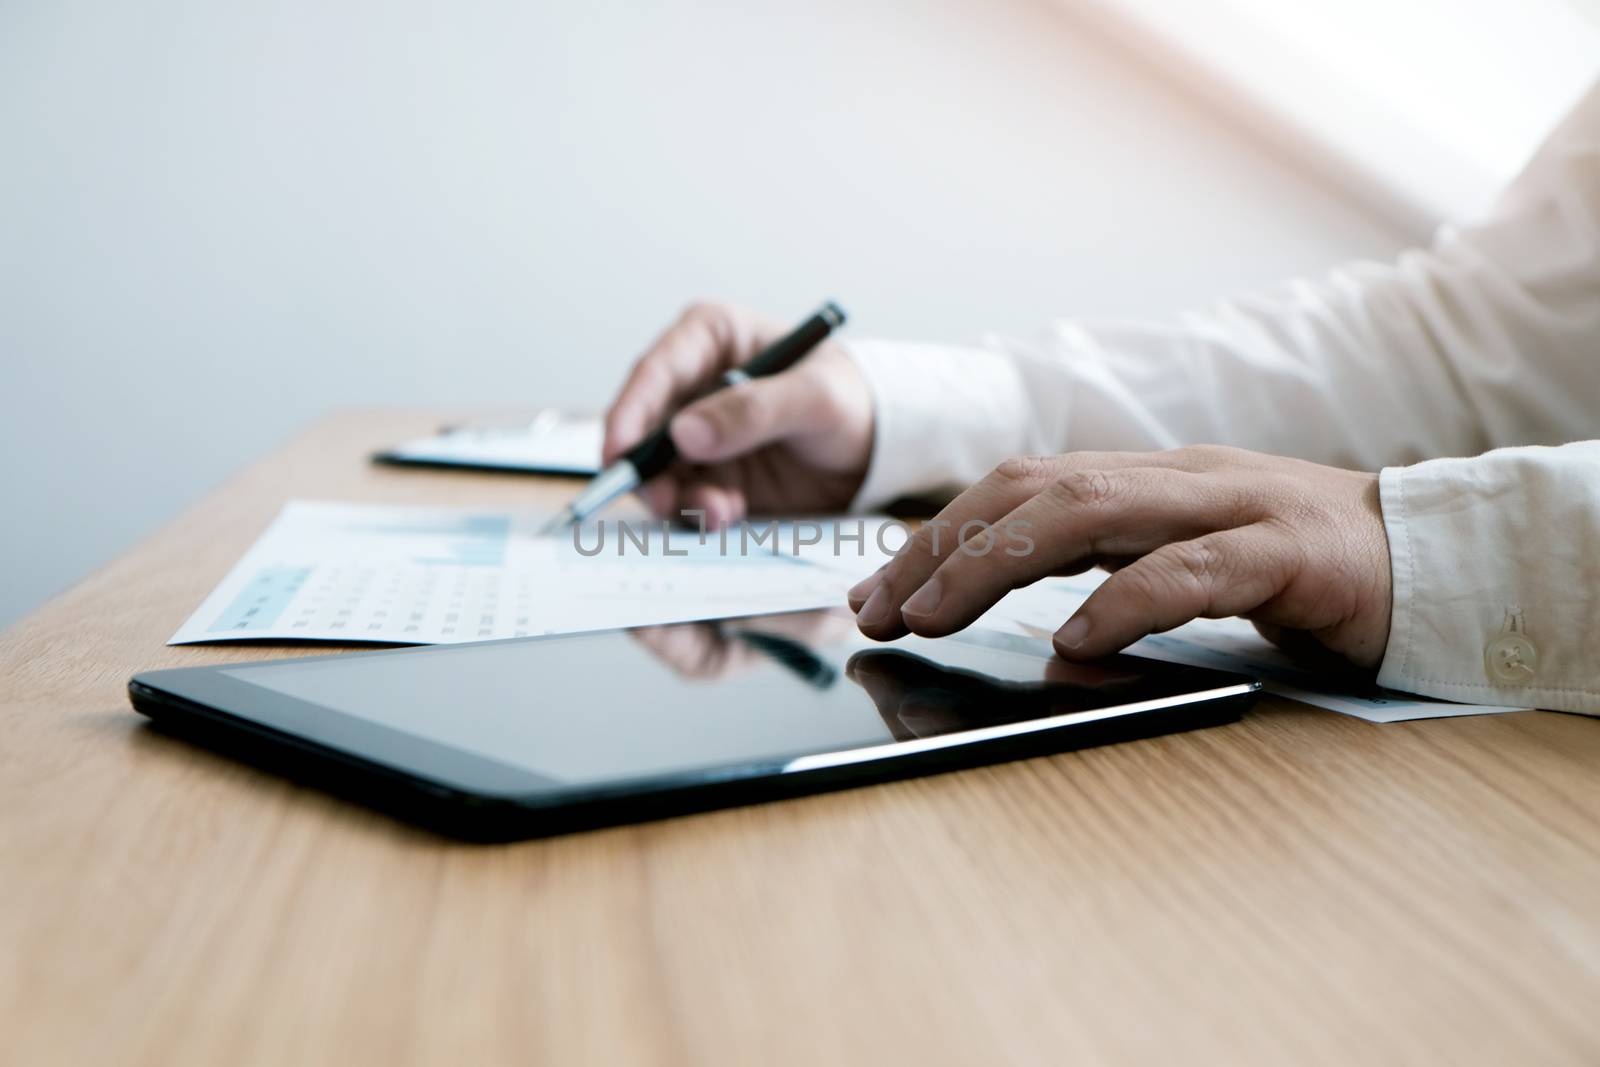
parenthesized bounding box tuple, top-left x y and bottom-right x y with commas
(3, 409, 1598, 1066)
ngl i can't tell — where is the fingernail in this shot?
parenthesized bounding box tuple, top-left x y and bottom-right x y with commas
(900, 577, 942, 619)
(1055, 615, 1091, 651)
(847, 568, 885, 608)
(671, 413, 717, 455)
(856, 584, 892, 629)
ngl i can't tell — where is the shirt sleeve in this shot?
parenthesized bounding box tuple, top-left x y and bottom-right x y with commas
(1377, 441, 1600, 715)
(845, 79, 1600, 511)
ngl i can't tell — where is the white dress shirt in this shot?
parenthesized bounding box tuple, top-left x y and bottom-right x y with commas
(844, 82, 1600, 716)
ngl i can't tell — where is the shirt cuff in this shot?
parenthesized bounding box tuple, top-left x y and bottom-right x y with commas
(1375, 444, 1600, 714)
(842, 338, 1034, 511)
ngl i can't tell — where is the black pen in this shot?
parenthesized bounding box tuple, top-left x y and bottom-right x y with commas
(538, 302, 847, 534)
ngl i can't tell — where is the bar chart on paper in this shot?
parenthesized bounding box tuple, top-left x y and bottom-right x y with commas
(170, 502, 897, 646)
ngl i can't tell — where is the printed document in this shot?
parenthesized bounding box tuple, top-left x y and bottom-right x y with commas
(171, 501, 900, 645)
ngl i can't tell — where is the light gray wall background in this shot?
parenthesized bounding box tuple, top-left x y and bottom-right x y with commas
(0, 0, 1411, 629)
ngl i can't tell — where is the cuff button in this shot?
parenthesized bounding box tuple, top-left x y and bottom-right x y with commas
(1484, 608, 1538, 685)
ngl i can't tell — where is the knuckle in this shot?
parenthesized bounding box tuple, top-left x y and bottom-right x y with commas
(679, 302, 736, 352)
(1111, 559, 1165, 605)
(1050, 469, 1116, 508)
(992, 454, 1058, 488)
(1162, 539, 1224, 589)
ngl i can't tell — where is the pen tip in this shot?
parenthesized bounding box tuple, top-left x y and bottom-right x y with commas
(821, 302, 846, 328)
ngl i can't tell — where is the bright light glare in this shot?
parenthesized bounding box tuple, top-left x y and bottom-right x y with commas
(1224, 0, 1598, 182)
(1075, 0, 1600, 222)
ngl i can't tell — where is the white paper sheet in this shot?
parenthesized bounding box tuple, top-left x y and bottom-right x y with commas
(171, 501, 902, 646)
(379, 413, 602, 474)
(977, 574, 1528, 724)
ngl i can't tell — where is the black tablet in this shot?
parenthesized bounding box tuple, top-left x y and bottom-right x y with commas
(129, 610, 1259, 841)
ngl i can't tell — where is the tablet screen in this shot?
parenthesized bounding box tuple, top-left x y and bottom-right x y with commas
(216, 610, 1234, 787)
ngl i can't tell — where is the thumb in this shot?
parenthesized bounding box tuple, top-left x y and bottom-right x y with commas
(668, 372, 819, 463)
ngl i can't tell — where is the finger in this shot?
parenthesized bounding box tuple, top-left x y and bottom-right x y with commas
(668, 370, 828, 464)
(852, 449, 1271, 638)
(894, 467, 1259, 637)
(1052, 525, 1296, 660)
(854, 455, 1073, 638)
(846, 564, 888, 612)
(602, 305, 750, 463)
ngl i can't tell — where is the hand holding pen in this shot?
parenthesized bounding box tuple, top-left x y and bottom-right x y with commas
(544, 302, 873, 532)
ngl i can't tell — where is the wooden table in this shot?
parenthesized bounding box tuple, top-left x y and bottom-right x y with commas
(4, 409, 1598, 1066)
